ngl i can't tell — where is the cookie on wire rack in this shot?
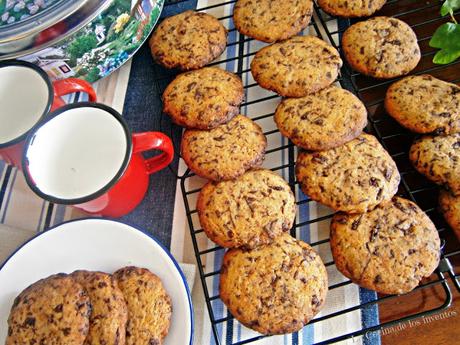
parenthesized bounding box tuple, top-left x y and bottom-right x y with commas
(181, 115, 267, 181)
(318, 0, 387, 18)
(250, 35, 342, 97)
(149, 10, 227, 70)
(163, 67, 244, 129)
(233, 0, 313, 43)
(409, 133, 460, 196)
(342, 16, 420, 79)
(295, 133, 400, 213)
(330, 197, 440, 295)
(220, 233, 328, 335)
(385, 74, 460, 135)
(197, 169, 296, 249)
(274, 85, 368, 151)
(439, 189, 460, 239)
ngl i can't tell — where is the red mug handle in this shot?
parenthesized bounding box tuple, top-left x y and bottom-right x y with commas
(132, 132, 174, 174)
(51, 78, 97, 111)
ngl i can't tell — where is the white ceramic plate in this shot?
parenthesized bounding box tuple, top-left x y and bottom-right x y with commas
(0, 218, 193, 344)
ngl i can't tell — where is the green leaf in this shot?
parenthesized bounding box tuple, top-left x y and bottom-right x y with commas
(429, 22, 460, 48)
(430, 22, 460, 64)
(441, 0, 460, 16)
(433, 48, 460, 64)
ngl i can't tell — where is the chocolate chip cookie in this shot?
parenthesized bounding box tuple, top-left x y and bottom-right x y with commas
(181, 115, 267, 181)
(318, 0, 387, 17)
(163, 67, 244, 129)
(150, 10, 227, 70)
(251, 35, 342, 97)
(197, 169, 296, 249)
(295, 133, 400, 213)
(71, 270, 128, 345)
(6, 273, 91, 345)
(114, 267, 172, 345)
(220, 233, 327, 334)
(342, 17, 420, 78)
(331, 197, 440, 294)
(275, 85, 368, 150)
(409, 134, 460, 195)
(233, 0, 313, 42)
(385, 75, 460, 135)
(439, 190, 460, 239)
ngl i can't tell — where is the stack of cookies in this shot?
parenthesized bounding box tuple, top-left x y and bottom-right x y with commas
(6, 267, 172, 345)
(150, 10, 267, 180)
(384, 74, 460, 239)
(150, 6, 330, 336)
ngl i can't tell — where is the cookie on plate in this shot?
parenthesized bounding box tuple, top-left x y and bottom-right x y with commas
(233, 0, 313, 43)
(250, 36, 342, 97)
(409, 134, 460, 195)
(318, 0, 387, 17)
(296, 133, 400, 213)
(6, 273, 91, 345)
(342, 17, 420, 78)
(330, 197, 440, 294)
(439, 190, 460, 239)
(220, 233, 327, 334)
(71, 270, 128, 345)
(163, 67, 244, 129)
(274, 85, 368, 150)
(181, 115, 267, 181)
(385, 75, 460, 135)
(114, 267, 172, 345)
(197, 169, 296, 249)
(149, 10, 227, 70)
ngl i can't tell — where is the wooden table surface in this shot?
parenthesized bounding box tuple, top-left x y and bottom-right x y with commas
(380, 257, 460, 345)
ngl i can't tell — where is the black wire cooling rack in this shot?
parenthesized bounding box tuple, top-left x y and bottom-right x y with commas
(162, 0, 460, 344)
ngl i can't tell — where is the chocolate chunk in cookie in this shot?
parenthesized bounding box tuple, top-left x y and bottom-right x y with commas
(275, 85, 367, 150)
(220, 233, 327, 334)
(251, 36, 342, 97)
(181, 115, 267, 181)
(330, 197, 440, 294)
(342, 17, 420, 78)
(295, 133, 400, 213)
(150, 11, 227, 70)
(163, 67, 244, 129)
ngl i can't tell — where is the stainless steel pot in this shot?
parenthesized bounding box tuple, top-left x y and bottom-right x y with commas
(0, 0, 164, 82)
(0, 1, 113, 58)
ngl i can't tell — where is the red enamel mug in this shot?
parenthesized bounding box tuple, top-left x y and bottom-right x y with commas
(0, 60, 96, 168)
(22, 103, 174, 218)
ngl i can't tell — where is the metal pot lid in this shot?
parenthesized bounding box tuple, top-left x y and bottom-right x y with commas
(0, 0, 113, 59)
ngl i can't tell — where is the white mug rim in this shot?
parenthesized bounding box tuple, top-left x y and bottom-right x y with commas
(0, 60, 53, 148)
(22, 102, 133, 205)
